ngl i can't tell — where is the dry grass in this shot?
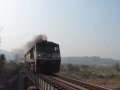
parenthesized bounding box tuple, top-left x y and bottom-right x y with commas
(59, 65, 120, 89)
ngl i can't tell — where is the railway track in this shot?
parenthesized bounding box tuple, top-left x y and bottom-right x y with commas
(40, 74, 88, 90)
(23, 67, 112, 90)
(53, 74, 112, 90)
(37, 74, 112, 90)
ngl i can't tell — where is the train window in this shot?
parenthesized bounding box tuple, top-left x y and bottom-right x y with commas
(49, 45, 59, 53)
(36, 44, 47, 53)
(55, 47, 59, 51)
(36, 43, 59, 53)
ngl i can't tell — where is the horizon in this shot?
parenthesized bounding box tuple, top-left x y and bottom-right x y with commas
(0, 48, 120, 61)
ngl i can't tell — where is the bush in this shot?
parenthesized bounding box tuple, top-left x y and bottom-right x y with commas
(0, 54, 21, 90)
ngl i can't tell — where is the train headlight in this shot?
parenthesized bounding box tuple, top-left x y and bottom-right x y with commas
(37, 53, 43, 58)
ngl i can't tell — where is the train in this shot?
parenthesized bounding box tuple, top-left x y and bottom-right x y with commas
(24, 40, 61, 73)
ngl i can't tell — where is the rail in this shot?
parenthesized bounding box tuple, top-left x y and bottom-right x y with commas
(54, 74, 112, 90)
(22, 67, 112, 90)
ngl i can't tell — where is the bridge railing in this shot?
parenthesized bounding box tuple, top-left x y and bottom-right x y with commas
(22, 67, 59, 90)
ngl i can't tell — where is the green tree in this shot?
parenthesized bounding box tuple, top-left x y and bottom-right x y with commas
(67, 64, 74, 71)
(81, 65, 89, 72)
(74, 66, 80, 72)
(0, 54, 6, 73)
(4, 61, 20, 90)
(115, 63, 120, 72)
(0, 54, 6, 60)
(0, 54, 20, 90)
(0, 54, 6, 90)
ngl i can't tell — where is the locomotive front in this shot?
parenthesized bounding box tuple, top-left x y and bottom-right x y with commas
(35, 41, 61, 73)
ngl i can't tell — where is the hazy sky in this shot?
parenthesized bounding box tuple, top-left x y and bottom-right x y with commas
(0, 0, 120, 60)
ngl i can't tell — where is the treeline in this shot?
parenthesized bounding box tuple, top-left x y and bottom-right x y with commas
(60, 64, 90, 72)
(60, 63, 120, 72)
(0, 54, 21, 90)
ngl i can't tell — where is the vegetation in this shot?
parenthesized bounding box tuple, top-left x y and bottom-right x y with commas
(59, 63, 120, 90)
(1, 53, 120, 90)
(115, 63, 120, 72)
(0, 54, 21, 90)
(61, 56, 120, 65)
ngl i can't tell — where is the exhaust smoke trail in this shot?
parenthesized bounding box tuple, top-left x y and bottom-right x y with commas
(12, 34, 48, 60)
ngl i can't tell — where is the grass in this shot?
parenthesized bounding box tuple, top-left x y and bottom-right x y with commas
(59, 64, 120, 89)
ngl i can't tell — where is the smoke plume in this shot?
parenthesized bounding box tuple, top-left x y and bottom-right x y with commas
(12, 34, 48, 60)
(25, 34, 47, 50)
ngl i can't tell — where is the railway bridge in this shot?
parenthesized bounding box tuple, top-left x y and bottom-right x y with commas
(19, 67, 112, 90)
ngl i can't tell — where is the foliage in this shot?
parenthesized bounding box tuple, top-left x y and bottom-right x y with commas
(67, 64, 74, 71)
(81, 65, 89, 72)
(0, 54, 21, 90)
(61, 64, 89, 72)
(0, 54, 6, 69)
(115, 63, 120, 72)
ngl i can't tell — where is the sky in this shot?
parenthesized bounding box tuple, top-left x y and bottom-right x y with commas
(0, 0, 120, 60)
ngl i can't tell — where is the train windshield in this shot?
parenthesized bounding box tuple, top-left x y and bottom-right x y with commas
(48, 45, 59, 53)
(36, 43, 59, 53)
(36, 44, 47, 53)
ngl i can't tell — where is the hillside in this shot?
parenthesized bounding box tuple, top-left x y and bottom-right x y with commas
(61, 56, 120, 66)
(0, 49, 16, 60)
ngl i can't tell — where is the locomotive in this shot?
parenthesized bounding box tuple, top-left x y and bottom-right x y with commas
(24, 40, 61, 73)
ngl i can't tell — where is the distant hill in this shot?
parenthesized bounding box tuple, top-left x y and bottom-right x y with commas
(0, 49, 16, 60)
(1, 49, 120, 65)
(61, 56, 120, 66)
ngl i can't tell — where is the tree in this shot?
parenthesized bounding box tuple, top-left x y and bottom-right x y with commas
(4, 61, 20, 90)
(67, 64, 74, 71)
(0, 54, 6, 60)
(0, 54, 6, 90)
(81, 65, 89, 72)
(0, 54, 20, 90)
(115, 63, 120, 72)
(0, 54, 6, 73)
(74, 66, 80, 72)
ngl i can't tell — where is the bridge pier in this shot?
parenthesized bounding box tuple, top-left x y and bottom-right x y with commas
(27, 79, 38, 90)
(19, 71, 29, 90)
(28, 79, 35, 87)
